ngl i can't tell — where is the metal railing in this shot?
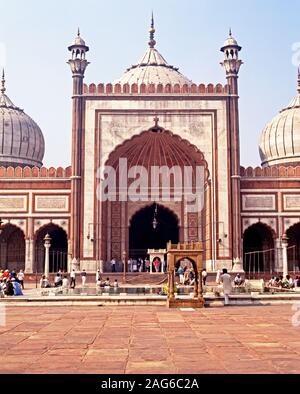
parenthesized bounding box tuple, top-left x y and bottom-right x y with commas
(244, 245, 300, 279)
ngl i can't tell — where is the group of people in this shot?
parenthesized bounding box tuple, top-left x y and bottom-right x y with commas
(96, 277, 119, 289)
(40, 269, 88, 289)
(40, 269, 120, 290)
(110, 257, 167, 273)
(268, 275, 300, 289)
(0, 269, 24, 297)
(177, 265, 197, 286)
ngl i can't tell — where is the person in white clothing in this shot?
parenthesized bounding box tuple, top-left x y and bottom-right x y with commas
(70, 269, 76, 288)
(220, 268, 232, 306)
(17, 270, 25, 290)
(81, 270, 87, 287)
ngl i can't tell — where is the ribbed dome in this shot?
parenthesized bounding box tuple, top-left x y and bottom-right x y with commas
(259, 74, 300, 167)
(0, 74, 45, 168)
(114, 16, 192, 86)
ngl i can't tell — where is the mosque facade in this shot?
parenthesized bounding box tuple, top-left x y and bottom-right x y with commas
(0, 19, 300, 274)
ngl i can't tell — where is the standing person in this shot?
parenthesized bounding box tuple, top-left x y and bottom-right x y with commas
(202, 269, 208, 286)
(10, 269, 17, 280)
(62, 276, 69, 294)
(133, 259, 138, 273)
(220, 268, 232, 306)
(62, 275, 69, 287)
(110, 258, 116, 273)
(17, 269, 25, 290)
(127, 258, 131, 272)
(70, 269, 76, 289)
(216, 269, 221, 285)
(154, 258, 160, 273)
(81, 269, 87, 287)
(178, 266, 185, 285)
(145, 259, 150, 272)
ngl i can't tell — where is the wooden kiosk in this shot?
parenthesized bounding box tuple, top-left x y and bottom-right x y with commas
(167, 242, 205, 308)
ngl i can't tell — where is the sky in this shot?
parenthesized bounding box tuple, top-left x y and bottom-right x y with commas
(0, 0, 299, 168)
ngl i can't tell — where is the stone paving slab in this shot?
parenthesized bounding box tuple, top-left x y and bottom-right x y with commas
(0, 305, 300, 374)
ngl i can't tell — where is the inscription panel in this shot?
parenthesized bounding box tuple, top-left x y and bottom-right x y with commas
(284, 195, 300, 211)
(0, 195, 27, 212)
(242, 194, 276, 212)
(35, 195, 69, 212)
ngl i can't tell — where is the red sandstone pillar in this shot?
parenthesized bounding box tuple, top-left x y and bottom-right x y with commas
(67, 31, 90, 266)
(221, 31, 244, 271)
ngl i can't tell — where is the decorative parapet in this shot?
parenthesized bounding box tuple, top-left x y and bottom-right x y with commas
(83, 83, 230, 95)
(240, 166, 300, 178)
(0, 166, 72, 179)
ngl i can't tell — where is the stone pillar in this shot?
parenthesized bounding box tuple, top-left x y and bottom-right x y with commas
(282, 235, 289, 278)
(25, 238, 35, 273)
(44, 234, 51, 277)
(274, 238, 282, 273)
(67, 239, 72, 273)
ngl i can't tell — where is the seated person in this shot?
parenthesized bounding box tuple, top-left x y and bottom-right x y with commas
(40, 275, 51, 289)
(268, 277, 276, 287)
(11, 279, 23, 296)
(282, 275, 294, 289)
(104, 278, 111, 287)
(234, 274, 243, 287)
(54, 273, 63, 287)
(274, 277, 282, 288)
(4, 280, 14, 296)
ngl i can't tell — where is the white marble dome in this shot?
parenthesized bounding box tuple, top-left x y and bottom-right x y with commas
(259, 78, 300, 167)
(0, 75, 45, 168)
(115, 47, 192, 86)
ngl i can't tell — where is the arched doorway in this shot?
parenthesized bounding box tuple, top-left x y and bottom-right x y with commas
(129, 204, 179, 259)
(243, 223, 275, 274)
(102, 127, 209, 263)
(35, 224, 68, 273)
(0, 224, 25, 271)
(286, 223, 300, 272)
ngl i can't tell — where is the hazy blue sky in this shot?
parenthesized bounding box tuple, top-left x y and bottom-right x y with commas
(0, 0, 299, 168)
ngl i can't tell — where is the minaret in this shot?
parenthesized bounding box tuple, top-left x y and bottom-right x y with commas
(221, 30, 244, 272)
(67, 29, 90, 268)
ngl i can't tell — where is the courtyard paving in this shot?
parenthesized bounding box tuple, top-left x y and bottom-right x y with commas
(0, 305, 299, 374)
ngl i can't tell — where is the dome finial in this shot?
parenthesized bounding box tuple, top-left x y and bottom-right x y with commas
(297, 67, 300, 94)
(148, 12, 156, 48)
(77, 27, 80, 37)
(1, 69, 6, 94)
(229, 27, 232, 37)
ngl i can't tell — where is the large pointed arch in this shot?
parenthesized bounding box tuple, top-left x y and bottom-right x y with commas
(0, 224, 25, 271)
